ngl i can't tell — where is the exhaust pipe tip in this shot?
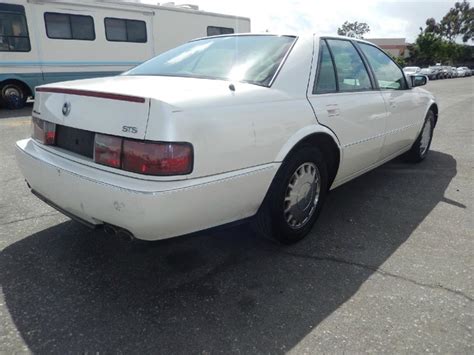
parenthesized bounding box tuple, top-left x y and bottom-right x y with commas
(103, 223, 135, 241)
(117, 229, 135, 241)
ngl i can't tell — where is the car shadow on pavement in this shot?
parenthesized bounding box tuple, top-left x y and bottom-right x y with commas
(0, 151, 458, 353)
(0, 103, 33, 119)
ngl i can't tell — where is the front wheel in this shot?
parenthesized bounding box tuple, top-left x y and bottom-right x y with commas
(1, 83, 28, 109)
(253, 147, 328, 244)
(405, 110, 435, 163)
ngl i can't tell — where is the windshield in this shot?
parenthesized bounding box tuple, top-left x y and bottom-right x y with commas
(124, 35, 296, 87)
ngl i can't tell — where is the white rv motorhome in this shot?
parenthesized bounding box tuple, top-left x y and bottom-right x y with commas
(0, 0, 251, 108)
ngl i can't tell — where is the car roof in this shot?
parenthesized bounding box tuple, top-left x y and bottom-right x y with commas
(192, 33, 380, 45)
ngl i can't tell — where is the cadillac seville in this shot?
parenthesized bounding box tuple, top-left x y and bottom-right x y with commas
(15, 34, 437, 244)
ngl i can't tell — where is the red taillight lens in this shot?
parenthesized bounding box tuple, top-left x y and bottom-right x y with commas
(93, 133, 193, 176)
(94, 134, 122, 168)
(122, 140, 193, 176)
(32, 116, 56, 145)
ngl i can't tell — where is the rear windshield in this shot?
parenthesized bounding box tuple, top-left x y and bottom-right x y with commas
(124, 35, 296, 87)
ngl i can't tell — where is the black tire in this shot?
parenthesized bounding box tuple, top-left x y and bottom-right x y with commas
(1, 83, 28, 109)
(405, 110, 435, 163)
(253, 146, 328, 244)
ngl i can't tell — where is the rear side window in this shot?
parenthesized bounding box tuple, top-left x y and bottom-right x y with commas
(358, 43, 407, 90)
(207, 26, 234, 36)
(326, 39, 372, 92)
(314, 40, 337, 94)
(105, 18, 147, 43)
(0, 5, 30, 52)
(44, 13, 95, 40)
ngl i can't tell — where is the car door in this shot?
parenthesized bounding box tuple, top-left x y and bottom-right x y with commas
(307, 38, 388, 182)
(357, 42, 426, 159)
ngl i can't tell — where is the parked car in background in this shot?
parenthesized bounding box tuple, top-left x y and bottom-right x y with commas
(429, 66, 444, 79)
(16, 34, 438, 244)
(450, 67, 458, 78)
(444, 66, 457, 78)
(459, 67, 472, 77)
(420, 68, 437, 80)
(403, 66, 421, 76)
(439, 66, 449, 79)
(456, 67, 468, 77)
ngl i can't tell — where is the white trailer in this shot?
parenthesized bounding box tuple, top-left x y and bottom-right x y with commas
(0, 0, 251, 108)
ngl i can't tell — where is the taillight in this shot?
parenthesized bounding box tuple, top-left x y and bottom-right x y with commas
(32, 116, 56, 145)
(93, 133, 193, 176)
(123, 140, 193, 175)
(94, 134, 122, 168)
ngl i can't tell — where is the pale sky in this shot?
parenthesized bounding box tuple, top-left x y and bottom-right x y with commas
(154, 0, 456, 42)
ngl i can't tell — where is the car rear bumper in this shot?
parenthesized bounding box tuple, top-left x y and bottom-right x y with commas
(16, 138, 278, 241)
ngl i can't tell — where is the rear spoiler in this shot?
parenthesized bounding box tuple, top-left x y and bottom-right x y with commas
(36, 88, 145, 103)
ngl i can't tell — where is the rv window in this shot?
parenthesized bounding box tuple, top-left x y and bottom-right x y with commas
(44, 13, 95, 41)
(0, 8, 31, 52)
(207, 26, 234, 36)
(105, 18, 147, 43)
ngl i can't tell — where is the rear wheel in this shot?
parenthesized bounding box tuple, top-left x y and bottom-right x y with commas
(405, 110, 435, 163)
(1, 83, 28, 109)
(253, 147, 328, 244)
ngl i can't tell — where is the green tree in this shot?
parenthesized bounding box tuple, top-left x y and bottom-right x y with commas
(408, 31, 471, 66)
(408, 1, 474, 66)
(440, 0, 474, 42)
(389, 54, 406, 67)
(408, 32, 444, 66)
(423, 17, 442, 35)
(337, 21, 370, 39)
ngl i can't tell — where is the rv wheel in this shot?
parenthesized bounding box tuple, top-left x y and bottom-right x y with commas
(1, 83, 28, 110)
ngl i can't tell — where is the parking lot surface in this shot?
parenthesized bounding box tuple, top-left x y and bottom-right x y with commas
(0, 78, 473, 353)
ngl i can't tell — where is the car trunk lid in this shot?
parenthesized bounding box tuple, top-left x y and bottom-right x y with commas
(35, 86, 150, 140)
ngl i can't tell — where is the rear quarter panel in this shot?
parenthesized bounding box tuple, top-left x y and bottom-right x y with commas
(144, 35, 320, 179)
(145, 92, 318, 178)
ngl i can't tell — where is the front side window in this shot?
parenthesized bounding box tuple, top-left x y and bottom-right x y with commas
(44, 13, 95, 40)
(326, 39, 372, 92)
(358, 43, 407, 90)
(125, 35, 296, 87)
(105, 18, 147, 43)
(207, 26, 234, 36)
(0, 5, 30, 52)
(314, 40, 337, 94)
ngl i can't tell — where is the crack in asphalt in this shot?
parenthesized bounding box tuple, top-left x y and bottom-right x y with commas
(0, 212, 60, 227)
(273, 249, 474, 303)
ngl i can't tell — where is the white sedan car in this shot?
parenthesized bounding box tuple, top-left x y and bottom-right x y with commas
(16, 34, 438, 244)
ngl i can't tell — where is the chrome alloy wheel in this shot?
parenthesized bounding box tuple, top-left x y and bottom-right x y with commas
(419, 118, 433, 156)
(284, 162, 321, 229)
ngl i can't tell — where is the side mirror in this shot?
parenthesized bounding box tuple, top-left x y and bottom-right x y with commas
(411, 75, 428, 87)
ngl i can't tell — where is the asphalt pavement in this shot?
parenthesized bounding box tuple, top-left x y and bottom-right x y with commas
(0, 78, 473, 353)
